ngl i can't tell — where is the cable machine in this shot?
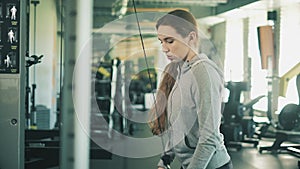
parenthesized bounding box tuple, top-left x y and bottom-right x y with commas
(0, 0, 27, 168)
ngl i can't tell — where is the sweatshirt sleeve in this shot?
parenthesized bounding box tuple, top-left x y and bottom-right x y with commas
(187, 62, 224, 169)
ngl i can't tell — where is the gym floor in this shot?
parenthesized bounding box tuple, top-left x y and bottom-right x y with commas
(89, 139, 300, 169)
(228, 139, 300, 169)
(48, 117, 300, 169)
(45, 126, 300, 169)
(88, 123, 300, 169)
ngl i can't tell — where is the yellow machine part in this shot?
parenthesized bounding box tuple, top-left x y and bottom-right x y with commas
(279, 62, 300, 97)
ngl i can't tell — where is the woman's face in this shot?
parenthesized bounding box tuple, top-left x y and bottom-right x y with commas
(157, 25, 191, 61)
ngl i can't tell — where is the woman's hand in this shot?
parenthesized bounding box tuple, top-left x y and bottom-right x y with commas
(158, 167, 165, 169)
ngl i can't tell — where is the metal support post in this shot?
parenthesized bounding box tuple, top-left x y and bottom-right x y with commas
(60, 0, 93, 168)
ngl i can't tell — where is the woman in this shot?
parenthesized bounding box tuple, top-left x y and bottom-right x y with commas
(148, 9, 232, 169)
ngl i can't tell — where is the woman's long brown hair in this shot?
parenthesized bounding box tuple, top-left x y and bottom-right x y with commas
(148, 62, 178, 135)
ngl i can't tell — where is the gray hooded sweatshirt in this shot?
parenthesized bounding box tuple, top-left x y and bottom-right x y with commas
(158, 53, 231, 169)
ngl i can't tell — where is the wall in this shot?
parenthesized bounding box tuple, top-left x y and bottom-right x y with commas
(211, 21, 226, 70)
(224, 18, 244, 82)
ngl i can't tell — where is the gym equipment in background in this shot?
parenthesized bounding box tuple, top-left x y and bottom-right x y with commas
(25, 52, 43, 129)
(94, 58, 125, 136)
(278, 62, 300, 131)
(259, 62, 300, 156)
(221, 81, 264, 150)
(278, 103, 300, 131)
(0, 0, 27, 169)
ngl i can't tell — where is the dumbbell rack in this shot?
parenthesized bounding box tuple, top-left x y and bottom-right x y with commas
(92, 57, 134, 142)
